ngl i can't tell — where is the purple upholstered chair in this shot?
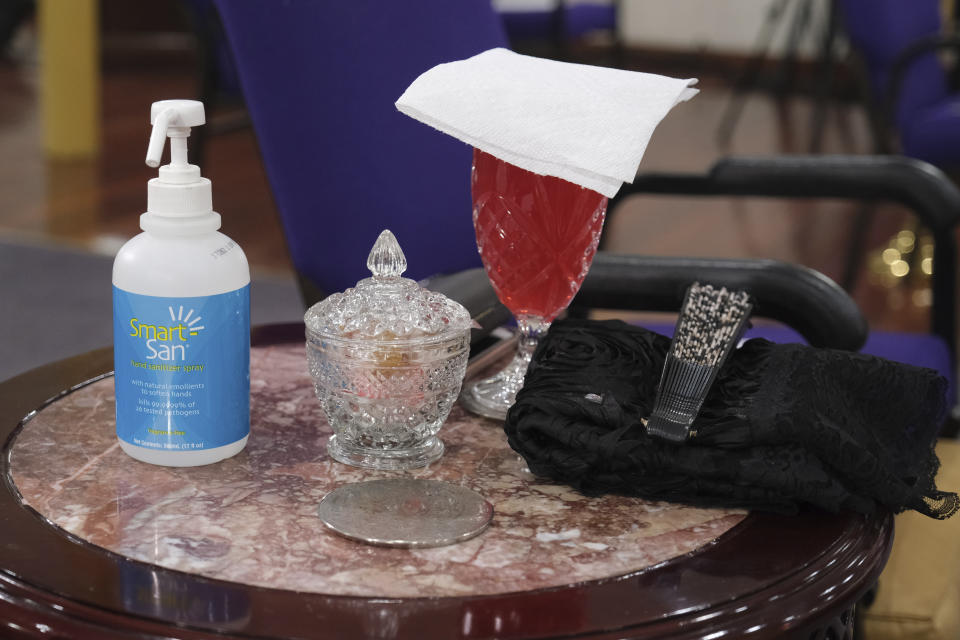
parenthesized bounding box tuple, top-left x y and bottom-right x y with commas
(497, 0, 618, 46)
(213, 0, 508, 300)
(213, 2, 955, 410)
(837, 0, 960, 169)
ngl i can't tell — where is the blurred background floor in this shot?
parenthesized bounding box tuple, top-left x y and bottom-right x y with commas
(0, 1, 941, 380)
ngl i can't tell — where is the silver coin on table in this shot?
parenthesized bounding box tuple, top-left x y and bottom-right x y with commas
(317, 478, 494, 548)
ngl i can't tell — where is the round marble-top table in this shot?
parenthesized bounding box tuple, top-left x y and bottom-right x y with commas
(0, 324, 892, 639)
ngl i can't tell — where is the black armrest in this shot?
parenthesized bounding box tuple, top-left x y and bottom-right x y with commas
(425, 256, 866, 352)
(575, 252, 867, 351)
(618, 155, 960, 357)
(627, 155, 960, 233)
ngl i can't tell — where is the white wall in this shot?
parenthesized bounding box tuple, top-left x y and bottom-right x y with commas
(494, 0, 830, 58)
(619, 0, 829, 57)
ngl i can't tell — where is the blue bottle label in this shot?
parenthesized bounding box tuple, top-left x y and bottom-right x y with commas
(113, 285, 250, 451)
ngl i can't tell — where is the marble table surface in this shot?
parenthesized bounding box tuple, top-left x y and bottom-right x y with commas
(9, 343, 746, 598)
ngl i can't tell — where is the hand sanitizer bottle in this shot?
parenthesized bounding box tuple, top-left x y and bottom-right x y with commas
(112, 100, 250, 466)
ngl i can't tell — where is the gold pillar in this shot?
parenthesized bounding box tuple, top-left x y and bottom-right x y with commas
(38, 0, 101, 158)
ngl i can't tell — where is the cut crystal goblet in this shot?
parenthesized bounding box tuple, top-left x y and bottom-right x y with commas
(461, 149, 607, 420)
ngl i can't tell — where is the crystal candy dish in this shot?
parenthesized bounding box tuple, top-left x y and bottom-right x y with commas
(305, 230, 474, 469)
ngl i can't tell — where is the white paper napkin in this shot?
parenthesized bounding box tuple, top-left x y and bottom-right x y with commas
(395, 47, 698, 198)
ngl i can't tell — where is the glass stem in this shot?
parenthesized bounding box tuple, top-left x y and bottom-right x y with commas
(515, 314, 549, 370)
(459, 314, 551, 420)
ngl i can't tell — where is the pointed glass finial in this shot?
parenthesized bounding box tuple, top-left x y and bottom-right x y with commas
(367, 229, 407, 278)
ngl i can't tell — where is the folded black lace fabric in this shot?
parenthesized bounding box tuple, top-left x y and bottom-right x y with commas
(505, 318, 958, 518)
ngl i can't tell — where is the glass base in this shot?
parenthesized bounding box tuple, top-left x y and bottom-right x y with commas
(460, 346, 534, 421)
(327, 434, 444, 470)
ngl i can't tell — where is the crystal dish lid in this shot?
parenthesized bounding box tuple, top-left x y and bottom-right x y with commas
(304, 230, 473, 341)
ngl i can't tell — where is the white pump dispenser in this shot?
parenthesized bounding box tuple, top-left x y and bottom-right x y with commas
(112, 99, 251, 467)
(141, 100, 219, 235)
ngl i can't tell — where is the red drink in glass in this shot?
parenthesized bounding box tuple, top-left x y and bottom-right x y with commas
(471, 149, 607, 321)
(462, 149, 608, 420)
